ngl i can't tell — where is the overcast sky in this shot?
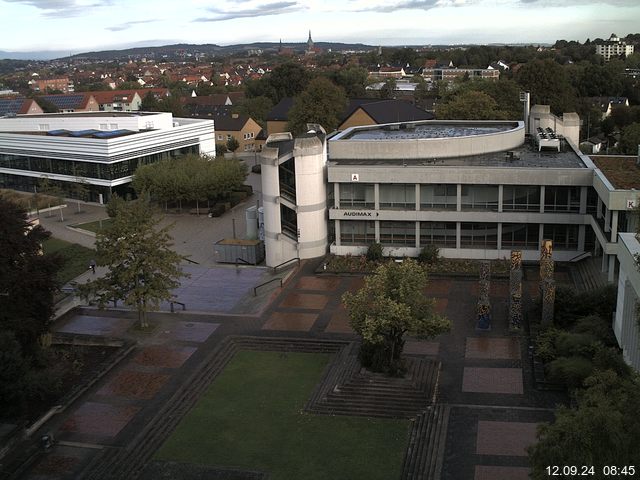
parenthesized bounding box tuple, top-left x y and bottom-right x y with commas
(1, 0, 639, 53)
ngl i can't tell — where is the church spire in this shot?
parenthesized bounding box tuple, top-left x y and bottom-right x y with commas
(307, 30, 314, 51)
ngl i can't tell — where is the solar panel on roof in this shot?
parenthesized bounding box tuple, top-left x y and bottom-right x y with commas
(42, 94, 85, 109)
(0, 99, 24, 115)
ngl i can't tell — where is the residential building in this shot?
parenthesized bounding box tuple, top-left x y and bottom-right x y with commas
(38, 93, 99, 113)
(422, 66, 500, 82)
(596, 33, 634, 61)
(0, 98, 44, 116)
(29, 77, 74, 93)
(586, 96, 629, 119)
(0, 111, 215, 202)
(338, 99, 434, 130)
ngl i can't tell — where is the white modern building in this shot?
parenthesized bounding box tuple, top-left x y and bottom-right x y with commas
(0, 111, 215, 202)
(596, 34, 634, 61)
(614, 233, 640, 372)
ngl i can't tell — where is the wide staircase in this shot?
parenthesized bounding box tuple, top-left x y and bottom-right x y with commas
(570, 256, 610, 292)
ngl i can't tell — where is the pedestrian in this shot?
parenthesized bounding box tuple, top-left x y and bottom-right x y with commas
(89, 259, 96, 274)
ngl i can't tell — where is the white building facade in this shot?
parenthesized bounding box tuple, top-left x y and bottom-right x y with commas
(0, 111, 215, 202)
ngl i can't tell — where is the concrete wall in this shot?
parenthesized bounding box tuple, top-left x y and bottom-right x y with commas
(528, 105, 580, 147)
(1, 112, 174, 131)
(614, 233, 640, 372)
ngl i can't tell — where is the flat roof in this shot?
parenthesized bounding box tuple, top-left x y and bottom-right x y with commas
(591, 155, 640, 189)
(335, 121, 518, 141)
(330, 141, 587, 169)
(10, 112, 159, 119)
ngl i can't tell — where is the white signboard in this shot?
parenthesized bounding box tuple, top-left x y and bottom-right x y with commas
(351, 173, 359, 182)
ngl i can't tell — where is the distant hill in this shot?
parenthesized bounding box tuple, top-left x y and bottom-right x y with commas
(61, 42, 377, 61)
(0, 50, 73, 61)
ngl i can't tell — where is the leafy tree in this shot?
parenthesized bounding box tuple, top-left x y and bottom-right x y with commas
(226, 136, 240, 152)
(80, 198, 187, 328)
(233, 95, 273, 127)
(342, 259, 450, 374)
(379, 78, 397, 99)
(333, 65, 369, 98)
(140, 91, 160, 111)
(516, 59, 577, 114)
(287, 77, 347, 134)
(619, 122, 640, 155)
(265, 62, 312, 103)
(529, 370, 640, 478)
(33, 96, 59, 113)
(437, 90, 507, 120)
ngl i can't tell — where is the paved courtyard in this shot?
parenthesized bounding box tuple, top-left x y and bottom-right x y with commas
(13, 258, 566, 480)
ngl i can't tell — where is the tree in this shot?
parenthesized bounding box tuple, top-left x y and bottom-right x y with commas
(379, 78, 397, 99)
(226, 136, 240, 153)
(437, 90, 507, 120)
(33, 96, 59, 113)
(516, 59, 577, 114)
(528, 370, 640, 478)
(287, 77, 347, 134)
(619, 122, 640, 155)
(80, 198, 187, 328)
(233, 95, 273, 127)
(333, 66, 369, 98)
(342, 259, 450, 374)
(140, 91, 160, 111)
(267, 62, 312, 103)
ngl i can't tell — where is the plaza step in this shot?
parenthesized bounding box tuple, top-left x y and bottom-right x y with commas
(401, 404, 450, 480)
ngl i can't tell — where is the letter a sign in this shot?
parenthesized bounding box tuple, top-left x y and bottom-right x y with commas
(351, 173, 359, 182)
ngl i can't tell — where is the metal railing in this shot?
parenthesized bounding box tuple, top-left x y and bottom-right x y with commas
(254, 277, 283, 296)
(235, 257, 253, 267)
(170, 300, 186, 312)
(272, 257, 300, 274)
(569, 251, 592, 262)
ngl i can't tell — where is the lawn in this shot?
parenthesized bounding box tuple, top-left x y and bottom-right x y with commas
(73, 218, 112, 233)
(156, 350, 410, 480)
(43, 238, 95, 284)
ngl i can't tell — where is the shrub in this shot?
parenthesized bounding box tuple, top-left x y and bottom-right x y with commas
(535, 327, 561, 363)
(358, 341, 407, 377)
(366, 242, 384, 262)
(418, 244, 439, 264)
(554, 285, 617, 328)
(571, 315, 617, 346)
(554, 331, 599, 358)
(546, 356, 594, 390)
(592, 346, 632, 378)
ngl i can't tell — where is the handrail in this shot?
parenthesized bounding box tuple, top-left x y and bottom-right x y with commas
(272, 257, 300, 274)
(254, 277, 283, 296)
(235, 257, 253, 267)
(182, 256, 200, 265)
(170, 299, 186, 312)
(568, 251, 592, 262)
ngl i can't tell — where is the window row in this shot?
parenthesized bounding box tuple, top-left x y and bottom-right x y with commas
(339, 220, 579, 250)
(337, 183, 584, 213)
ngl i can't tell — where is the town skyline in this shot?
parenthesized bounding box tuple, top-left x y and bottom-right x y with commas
(0, 0, 639, 55)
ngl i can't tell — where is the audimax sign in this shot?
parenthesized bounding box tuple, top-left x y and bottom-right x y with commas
(342, 210, 379, 217)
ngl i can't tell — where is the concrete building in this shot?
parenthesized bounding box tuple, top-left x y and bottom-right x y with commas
(0, 111, 215, 202)
(596, 34, 634, 61)
(614, 233, 640, 372)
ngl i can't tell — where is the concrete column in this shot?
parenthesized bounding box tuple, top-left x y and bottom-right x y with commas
(335, 220, 341, 246)
(415, 184, 420, 211)
(456, 184, 462, 212)
(539, 185, 545, 213)
(374, 183, 380, 210)
(578, 225, 586, 251)
(415, 221, 420, 249)
(456, 222, 461, 249)
(375, 220, 380, 243)
(602, 253, 608, 273)
(608, 255, 616, 283)
(579, 186, 587, 214)
(334, 183, 340, 209)
(605, 207, 611, 233)
(498, 185, 503, 213)
(597, 197, 603, 219)
(611, 211, 619, 242)
(497, 223, 503, 250)
(538, 223, 545, 249)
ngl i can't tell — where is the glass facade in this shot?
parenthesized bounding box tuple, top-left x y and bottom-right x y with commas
(502, 223, 539, 249)
(280, 204, 298, 240)
(340, 220, 375, 245)
(278, 158, 296, 203)
(420, 184, 456, 210)
(544, 224, 579, 250)
(339, 183, 374, 209)
(0, 145, 199, 181)
(380, 221, 416, 246)
(461, 185, 498, 211)
(544, 186, 580, 213)
(502, 185, 540, 212)
(379, 184, 415, 210)
(460, 223, 498, 248)
(420, 222, 456, 247)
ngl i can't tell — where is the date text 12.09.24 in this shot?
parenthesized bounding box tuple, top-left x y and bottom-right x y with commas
(546, 466, 636, 476)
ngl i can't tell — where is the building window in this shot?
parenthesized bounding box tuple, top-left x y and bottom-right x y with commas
(278, 158, 296, 202)
(380, 221, 416, 246)
(379, 184, 416, 210)
(502, 223, 539, 249)
(420, 184, 456, 210)
(99, 123, 108, 130)
(420, 222, 456, 247)
(217, 134, 223, 141)
(461, 185, 498, 211)
(227, 134, 232, 141)
(544, 224, 579, 250)
(339, 183, 374, 209)
(544, 186, 580, 213)
(280, 204, 298, 240)
(460, 223, 498, 249)
(502, 186, 540, 211)
(340, 220, 375, 245)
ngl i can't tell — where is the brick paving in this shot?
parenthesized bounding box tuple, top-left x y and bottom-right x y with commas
(12, 257, 571, 480)
(475, 421, 538, 456)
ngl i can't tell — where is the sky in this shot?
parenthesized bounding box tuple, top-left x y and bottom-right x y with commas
(1, 0, 639, 54)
